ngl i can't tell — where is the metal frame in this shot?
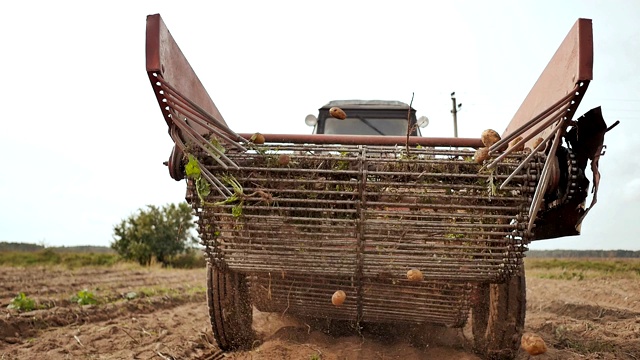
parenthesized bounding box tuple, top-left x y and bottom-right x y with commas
(486, 19, 593, 232)
(146, 14, 598, 358)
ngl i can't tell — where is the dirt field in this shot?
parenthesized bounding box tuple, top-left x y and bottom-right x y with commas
(1, 263, 639, 360)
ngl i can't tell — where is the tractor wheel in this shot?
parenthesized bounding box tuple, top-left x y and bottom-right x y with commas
(206, 263, 254, 350)
(472, 266, 526, 360)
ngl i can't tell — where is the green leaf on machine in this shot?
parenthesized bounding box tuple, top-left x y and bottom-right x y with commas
(185, 154, 211, 203)
(485, 167, 497, 199)
(185, 155, 201, 179)
(214, 175, 245, 217)
(232, 204, 243, 218)
(222, 174, 244, 195)
(196, 177, 211, 198)
(209, 137, 226, 158)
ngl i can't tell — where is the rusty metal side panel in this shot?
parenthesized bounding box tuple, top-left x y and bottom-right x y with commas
(146, 14, 227, 133)
(502, 19, 593, 146)
(238, 133, 484, 148)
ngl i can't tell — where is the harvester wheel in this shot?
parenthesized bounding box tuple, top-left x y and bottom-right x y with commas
(206, 263, 254, 350)
(472, 267, 526, 360)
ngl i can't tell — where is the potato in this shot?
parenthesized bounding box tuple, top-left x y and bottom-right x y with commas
(278, 154, 290, 166)
(329, 107, 347, 120)
(250, 132, 265, 145)
(331, 290, 346, 306)
(508, 136, 525, 152)
(406, 269, 424, 282)
(481, 129, 501, 147)
(521, 333, 547, 355)
(474, 147, 490, 164)
(532, 137, 545, 151)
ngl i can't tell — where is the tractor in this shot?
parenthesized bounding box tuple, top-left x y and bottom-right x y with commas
(146, 15, 614, 359)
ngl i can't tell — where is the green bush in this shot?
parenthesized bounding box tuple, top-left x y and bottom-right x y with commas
(7, 293, 36, 312)
(111, 203, 198, 267)
(167, 250, 206, 269)
(72, 289, 98, 305)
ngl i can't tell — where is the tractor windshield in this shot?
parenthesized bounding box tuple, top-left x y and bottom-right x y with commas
(324, 117, 409, 136)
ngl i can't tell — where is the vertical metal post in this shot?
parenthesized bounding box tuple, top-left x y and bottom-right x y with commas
(451, 92, 460, 138)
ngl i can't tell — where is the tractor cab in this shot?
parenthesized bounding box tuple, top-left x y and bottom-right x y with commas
(305, 100, 429, 136)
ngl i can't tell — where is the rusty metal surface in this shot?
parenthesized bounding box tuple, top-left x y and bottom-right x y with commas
(143, 14, 606, 327)
(249, 272, 472, 327)
(146, 14, 228, 134)
(238, 133, 483, 147)
(482, 19, 594, 237)
(501, 18, 593, 149)
(188, 144, 541, 326)
(531, 106, 613, 240)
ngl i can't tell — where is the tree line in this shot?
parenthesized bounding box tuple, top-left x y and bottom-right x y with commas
(527, 250, 640, 258)
(3, 202, 201, 268)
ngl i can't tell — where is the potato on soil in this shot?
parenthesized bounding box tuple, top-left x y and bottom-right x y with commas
(521, 332, 547, 355)
(509, 136, 525, 152)
(481, 129, 501, 147)
(406, 269, 424, 282)
(250, 132, 265, 144)
(332, 290, 346, 306)
(474, 147, 490, 164)
(329, 107, 347, 120)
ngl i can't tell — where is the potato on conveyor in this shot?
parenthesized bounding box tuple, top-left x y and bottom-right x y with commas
(509, 136, 525, 152)
(532, 137, 545, 151)
(481, 129, 501, 147)
(278, 154, 290, 166)
(406, 269, 424, 282)
(474, 147, 490, 164)
(250, 132, 265, 144)
(329, 107, 347, 120)
(331, 290, 346, 306)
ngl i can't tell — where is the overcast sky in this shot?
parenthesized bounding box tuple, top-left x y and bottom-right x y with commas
(1, 1, 638, 250)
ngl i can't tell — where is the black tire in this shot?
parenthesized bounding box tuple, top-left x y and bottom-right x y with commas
(471, 266, 526, 360)
(206, 263, 254, 350)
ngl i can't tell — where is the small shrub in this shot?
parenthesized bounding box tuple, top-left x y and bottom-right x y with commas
(167, 250, 206, 269)
(72, 289, 98, 305)
(7, 293, 36, 312)
(538, 270, 585, 281)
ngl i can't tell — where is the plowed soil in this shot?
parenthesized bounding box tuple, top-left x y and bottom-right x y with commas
(1, 264, 638, 359)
